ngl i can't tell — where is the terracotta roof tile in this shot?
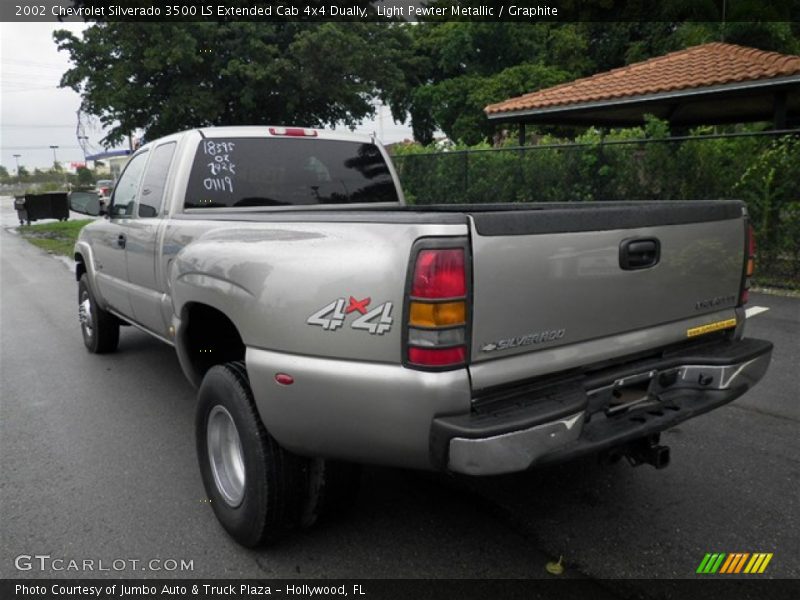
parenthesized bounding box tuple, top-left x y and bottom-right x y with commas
(485, 42, 800, 116)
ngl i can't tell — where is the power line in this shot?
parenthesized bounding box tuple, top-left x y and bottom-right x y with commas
(1, 58, 68, 68)
(1, 77, 63, 85)
(1, 64, 66, 71)
(1, 76, 61, 83)
(2, 85, 62, 89)
(2, 145, 83, 150)
(1, 87, 62, 93)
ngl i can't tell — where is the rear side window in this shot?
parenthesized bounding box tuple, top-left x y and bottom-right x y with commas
(184, 137, 398, 208)
(138, 141, 176, 218)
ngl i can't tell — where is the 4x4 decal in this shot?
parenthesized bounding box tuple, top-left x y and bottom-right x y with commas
(307, 297, 393, 335)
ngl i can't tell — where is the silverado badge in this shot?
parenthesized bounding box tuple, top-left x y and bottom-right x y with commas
(481, 329, 566, 353)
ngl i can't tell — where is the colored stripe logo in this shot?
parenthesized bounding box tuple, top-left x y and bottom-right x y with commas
(686, 318, 737, 338)
(696, 553, 773, 574)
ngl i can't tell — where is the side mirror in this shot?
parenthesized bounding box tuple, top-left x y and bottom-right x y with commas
(68, 191, 101, 217)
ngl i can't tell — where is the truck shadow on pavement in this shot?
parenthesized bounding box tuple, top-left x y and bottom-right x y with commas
(97, 328, 665, 582)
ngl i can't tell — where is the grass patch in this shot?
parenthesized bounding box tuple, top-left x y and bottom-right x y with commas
(18, 219, 93, 257)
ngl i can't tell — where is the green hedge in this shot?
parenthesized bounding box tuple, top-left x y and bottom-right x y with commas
(392, 132, 800, 288)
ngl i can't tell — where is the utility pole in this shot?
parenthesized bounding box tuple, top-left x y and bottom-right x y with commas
(13, 154, 21, 179)
(49, 145, 68, 188)
(77, 135, 89, 159)
(721, 0, 727, 42)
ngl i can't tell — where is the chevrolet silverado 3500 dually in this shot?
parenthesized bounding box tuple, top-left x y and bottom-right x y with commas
(71, 126, 772, 546)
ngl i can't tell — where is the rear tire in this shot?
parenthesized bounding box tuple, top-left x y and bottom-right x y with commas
(196, 361, 305, 547)
(78, 274, 119, 353)
(301, 459, 361, 528)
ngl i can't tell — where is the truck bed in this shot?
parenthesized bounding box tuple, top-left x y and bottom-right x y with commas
(173, 200, 746, 383)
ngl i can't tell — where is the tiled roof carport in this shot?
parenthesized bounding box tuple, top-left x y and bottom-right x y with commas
(485, 43, 800, 130)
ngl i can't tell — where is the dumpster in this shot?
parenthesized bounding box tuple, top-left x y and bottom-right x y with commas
(15, 192, 70, 225)
(13, 196, 27, 225)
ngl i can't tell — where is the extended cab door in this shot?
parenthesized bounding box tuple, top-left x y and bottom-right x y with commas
(124, 141, 177, 337)
(91, 150, 149, 317)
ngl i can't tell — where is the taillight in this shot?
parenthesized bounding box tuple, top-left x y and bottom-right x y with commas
(408, 346, 466, 366)
(411, 249, 466, 298)
(741, 224, 756, 305)
(406, 243, 469, 369)
(746, 224, 756, 276)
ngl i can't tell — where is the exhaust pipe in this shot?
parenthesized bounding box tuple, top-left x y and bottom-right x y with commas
(624, 435, 671, 470)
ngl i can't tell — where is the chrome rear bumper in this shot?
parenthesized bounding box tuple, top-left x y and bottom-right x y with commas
(436, 338, 772, 476)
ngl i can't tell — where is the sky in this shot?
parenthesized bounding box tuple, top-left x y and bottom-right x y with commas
(0, 23, 413, 172)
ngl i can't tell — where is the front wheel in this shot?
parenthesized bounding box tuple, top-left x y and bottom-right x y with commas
(78, 274, 119, 353)
(196, 361, 305, 547)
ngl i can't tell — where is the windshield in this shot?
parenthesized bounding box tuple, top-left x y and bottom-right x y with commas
(184, 137, 399, 208)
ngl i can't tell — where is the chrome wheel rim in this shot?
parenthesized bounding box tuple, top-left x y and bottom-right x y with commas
(207, 405, 246, 507)
(79, 291, 93, 339)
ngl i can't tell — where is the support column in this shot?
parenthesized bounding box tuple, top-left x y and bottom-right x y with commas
(773, 91, 787, 129)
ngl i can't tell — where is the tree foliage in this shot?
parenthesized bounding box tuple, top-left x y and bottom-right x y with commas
(56, 17, 799, 146)
(0, 164, 97, 188)
(384, 23, 585, 144)
(386, 17, 799, 144)
(392, 126, 800, 285)
(75, 166, 96, 186)
(55, 21, 408, 146)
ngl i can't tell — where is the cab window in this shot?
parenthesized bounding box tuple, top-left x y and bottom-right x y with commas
(184, 138, 398, 208)
(110, 151, 148, 218)
(138, 142, 176, 218)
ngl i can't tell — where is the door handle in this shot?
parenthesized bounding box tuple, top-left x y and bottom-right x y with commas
(116, 234, 126, 249)
(620, 237, 660, 270)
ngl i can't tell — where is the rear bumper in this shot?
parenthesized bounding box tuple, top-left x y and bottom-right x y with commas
(431, 337, 773, 475)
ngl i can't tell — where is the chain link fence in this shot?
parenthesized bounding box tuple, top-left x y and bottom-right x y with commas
(392, 131, 800, 288)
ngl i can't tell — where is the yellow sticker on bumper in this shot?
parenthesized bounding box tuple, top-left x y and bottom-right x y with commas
(686, 318, 737, 338)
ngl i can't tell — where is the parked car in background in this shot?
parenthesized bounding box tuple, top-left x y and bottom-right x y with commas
(94, 179, 115, 200)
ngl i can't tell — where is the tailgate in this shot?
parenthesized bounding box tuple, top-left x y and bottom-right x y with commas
(468, 201, 745, 366)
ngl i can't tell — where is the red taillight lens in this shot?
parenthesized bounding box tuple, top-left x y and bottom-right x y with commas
(746, 224, 756, 276)
(408, 346, 466, 367)
(406, 245, 469, 368)
(411, 249, 466, 298)
(741, 224, 756, 305)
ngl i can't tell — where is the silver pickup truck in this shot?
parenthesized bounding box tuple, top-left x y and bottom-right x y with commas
(72, 126, 772, 547)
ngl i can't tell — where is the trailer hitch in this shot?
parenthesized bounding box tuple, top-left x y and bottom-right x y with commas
(624, 434, 671, 469)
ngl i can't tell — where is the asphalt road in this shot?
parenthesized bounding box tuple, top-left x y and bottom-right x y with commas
(1, 200, 798, 590)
